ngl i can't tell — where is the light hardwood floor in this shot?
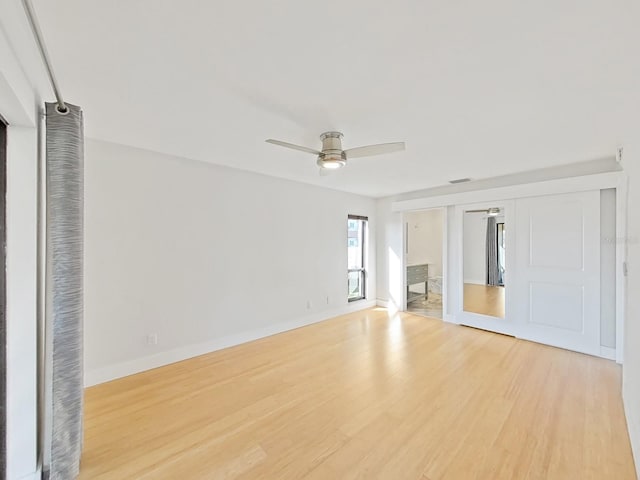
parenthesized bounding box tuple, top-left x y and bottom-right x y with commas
(80, 308, 636, 479)
(464, 283, 505, 318)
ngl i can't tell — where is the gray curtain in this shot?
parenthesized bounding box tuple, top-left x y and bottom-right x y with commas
(486, 216, 500, 286)
(46, 102, 84, 480)
(0, 119, 6, 480)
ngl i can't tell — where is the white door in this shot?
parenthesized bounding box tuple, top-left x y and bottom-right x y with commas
(514, 190, 601, 356)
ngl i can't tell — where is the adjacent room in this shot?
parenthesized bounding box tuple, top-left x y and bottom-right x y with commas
(405, 209, 444, 319)
(1, 1, 640, 479)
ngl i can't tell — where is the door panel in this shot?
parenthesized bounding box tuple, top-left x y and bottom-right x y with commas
(529, 199, 584, 270)
(515, 191, 600, 355)
(529, 282, 584, 331)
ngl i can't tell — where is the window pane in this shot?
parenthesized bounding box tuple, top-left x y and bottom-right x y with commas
(348, 220, 363, 269)
(348, 270, 364, 301)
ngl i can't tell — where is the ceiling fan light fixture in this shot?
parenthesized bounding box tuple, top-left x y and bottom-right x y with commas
(317, 151, 346, 169)
(321, 160, 345, 169)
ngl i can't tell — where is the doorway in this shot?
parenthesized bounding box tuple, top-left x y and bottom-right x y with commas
(404, 208, 444, 319)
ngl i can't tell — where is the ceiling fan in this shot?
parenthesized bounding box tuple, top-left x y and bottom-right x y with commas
(266, 131, 405, 173)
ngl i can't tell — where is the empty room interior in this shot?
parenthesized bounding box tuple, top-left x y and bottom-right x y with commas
(2, 1, 640, 479)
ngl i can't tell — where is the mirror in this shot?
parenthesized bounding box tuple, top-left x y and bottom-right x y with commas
(463, 207, 506, 318)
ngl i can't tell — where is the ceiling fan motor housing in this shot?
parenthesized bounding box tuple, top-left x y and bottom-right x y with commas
(318, 131, 347, 168)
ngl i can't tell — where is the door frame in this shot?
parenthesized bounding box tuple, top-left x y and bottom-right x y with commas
(393, 171, 627, 363)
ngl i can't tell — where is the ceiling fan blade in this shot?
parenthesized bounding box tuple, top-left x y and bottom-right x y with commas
(266, 139, 320, 155)
(344, 142, 405, 159)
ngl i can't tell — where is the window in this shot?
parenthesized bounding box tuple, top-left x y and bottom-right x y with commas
(348, 215, 367, 301)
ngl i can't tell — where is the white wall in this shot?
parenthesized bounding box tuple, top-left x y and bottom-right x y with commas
(0, 12, 43, 480)
(376, 198, 404, 312)
(622, 141, 640, 478)
(84, 139, 376, 385)
(405, 209, 443, 275)
(4, 127, 39, 480)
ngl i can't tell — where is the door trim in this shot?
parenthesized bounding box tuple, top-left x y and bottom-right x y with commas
(615, 177, 627, 364)
(391, 171, 624, 212)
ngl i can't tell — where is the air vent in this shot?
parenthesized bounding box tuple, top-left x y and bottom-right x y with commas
(449, 178, 471, 184)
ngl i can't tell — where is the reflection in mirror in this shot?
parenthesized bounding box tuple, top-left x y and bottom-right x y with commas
(463, 207, 506, 318)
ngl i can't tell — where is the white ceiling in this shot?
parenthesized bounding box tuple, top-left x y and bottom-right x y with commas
(33, 0, 640, 197)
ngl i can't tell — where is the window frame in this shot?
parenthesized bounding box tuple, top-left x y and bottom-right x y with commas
(347, 215, 368, 302)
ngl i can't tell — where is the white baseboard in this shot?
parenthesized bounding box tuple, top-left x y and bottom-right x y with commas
(623, 384, 640, 480)
(599, 346, 616, 361)
(85, 300, 376, 387)
(376, 297, 401, 313)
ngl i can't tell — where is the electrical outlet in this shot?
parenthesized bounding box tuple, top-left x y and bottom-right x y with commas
(326, 295, 330, 304)
(306, 300, 312, 309)
(146, 333, 158, 345)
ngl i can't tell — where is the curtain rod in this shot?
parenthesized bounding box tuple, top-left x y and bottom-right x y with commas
(22, 0, 68, 113)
